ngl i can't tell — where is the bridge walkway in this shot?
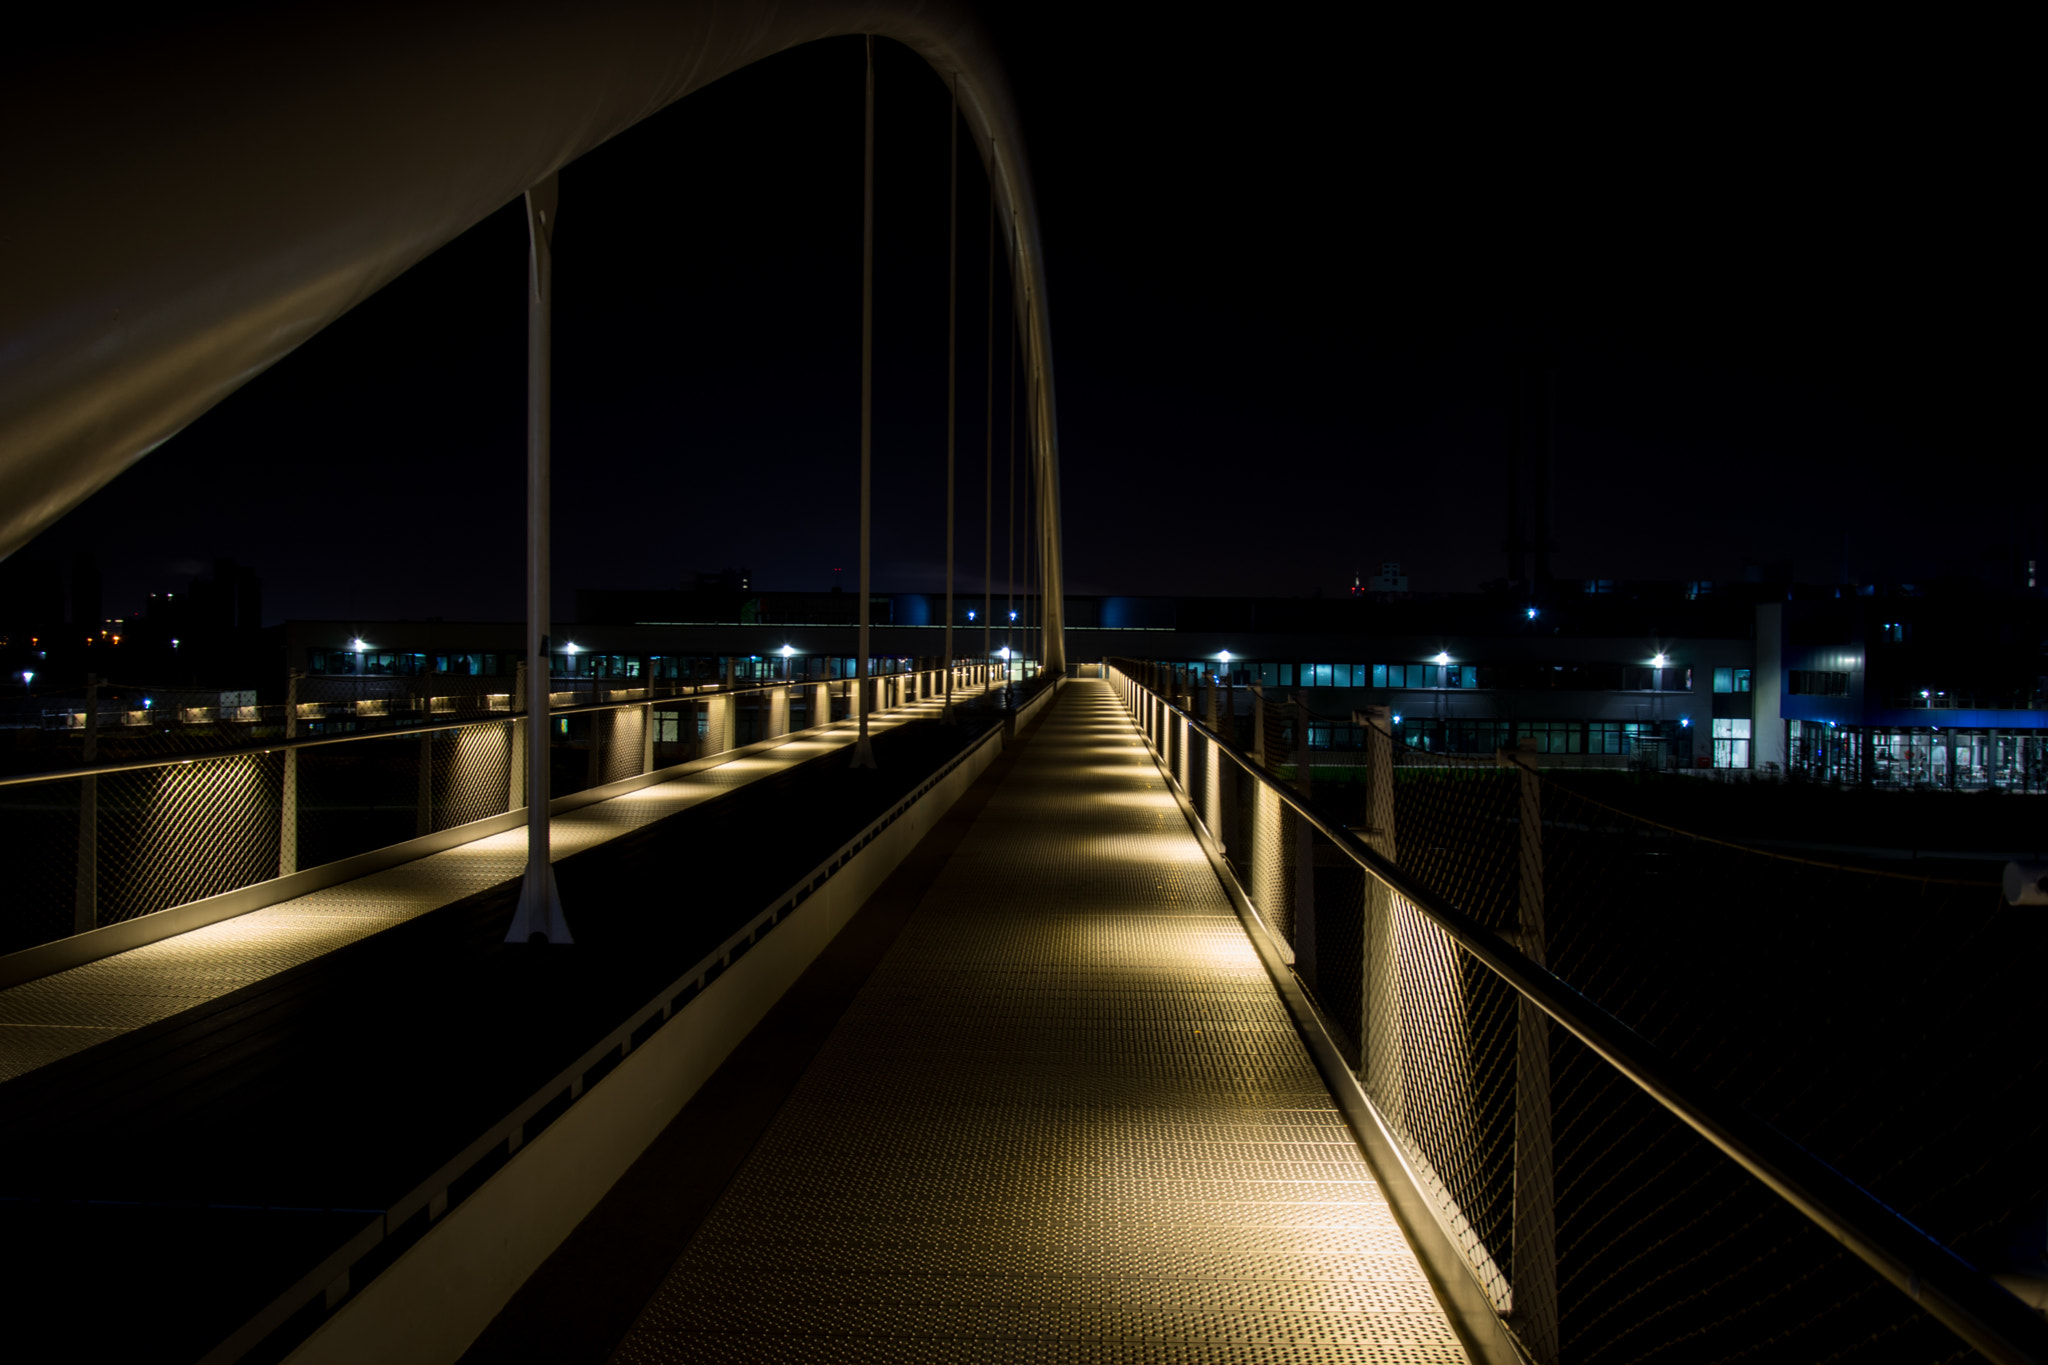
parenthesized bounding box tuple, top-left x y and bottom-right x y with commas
(593, 679, 1464, 1363)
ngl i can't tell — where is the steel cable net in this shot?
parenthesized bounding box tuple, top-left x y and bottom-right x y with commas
(1530, 775, 2036, 1363)
(1354, 743, 1525, 1325)
(0, 780, 79, 954)
(94, 752, 285, 923)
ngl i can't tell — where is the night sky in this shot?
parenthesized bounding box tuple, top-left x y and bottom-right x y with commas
(13, 10, 2028, 625)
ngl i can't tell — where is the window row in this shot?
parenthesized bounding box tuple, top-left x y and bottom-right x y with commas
(1295, 717, 1669, 755)
(1224, 661, 1694, 693)
(1787, 670, 1850, 697)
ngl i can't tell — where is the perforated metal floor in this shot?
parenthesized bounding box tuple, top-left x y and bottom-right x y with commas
(0, 684, 998, 1083)
(615, 681, 1464, 1363)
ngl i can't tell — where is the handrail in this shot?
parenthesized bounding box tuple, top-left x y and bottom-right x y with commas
(0, 672, 888, 791)
(1108, 661, 2048, 1365)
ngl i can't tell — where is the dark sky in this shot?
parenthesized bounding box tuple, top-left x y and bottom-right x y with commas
(15, 9, 2028, 624)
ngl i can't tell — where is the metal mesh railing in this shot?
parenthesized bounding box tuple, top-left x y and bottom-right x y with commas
(0, 669, 986, 963)
(1107, 661, 2045, 1365)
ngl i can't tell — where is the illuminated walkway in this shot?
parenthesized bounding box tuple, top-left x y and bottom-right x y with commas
(0, 682, 999, 1084)
(613, 680, 1463, 1362)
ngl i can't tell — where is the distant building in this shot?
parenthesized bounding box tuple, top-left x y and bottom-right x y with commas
(276, 577, 2047, 790)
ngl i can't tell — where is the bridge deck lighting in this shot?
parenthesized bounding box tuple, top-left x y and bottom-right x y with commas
(1432, 651, 1450, 666)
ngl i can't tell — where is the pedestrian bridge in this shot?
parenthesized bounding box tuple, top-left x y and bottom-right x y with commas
(0, 668, 2040, 1364)
(2, 3, 2042, 1360)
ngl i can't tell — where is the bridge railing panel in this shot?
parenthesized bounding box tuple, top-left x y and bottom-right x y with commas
(0, 676, 871, 966)
(1108, 659, 2044, 1365)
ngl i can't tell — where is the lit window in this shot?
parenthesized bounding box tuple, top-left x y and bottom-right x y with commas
(1712, 717, 1752, 768)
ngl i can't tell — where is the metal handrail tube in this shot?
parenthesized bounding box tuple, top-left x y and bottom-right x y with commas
(0, 675, 853, 791)
(1107, 660, 2048, 1365)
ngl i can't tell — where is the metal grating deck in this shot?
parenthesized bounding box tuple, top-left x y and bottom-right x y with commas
(0, 684, 998, 1084)
(614, 680, 1465, 1363)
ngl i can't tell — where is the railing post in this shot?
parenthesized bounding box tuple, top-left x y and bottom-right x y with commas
(1250, 683, 1268, 770)
(1293, 691, 1316, 988)
(417, 723, 434, 838)
(641, 699, 655, 772)
(812, 681, 831, 730)
(1358, 705, 1398, 1095)
(508, 661, 527, 814)
(280, 670, 300, 876)
(74, 674, 99, 934)
(1502, 736, 1559, 1363)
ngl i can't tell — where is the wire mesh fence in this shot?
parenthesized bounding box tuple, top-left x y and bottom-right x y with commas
(1108, 660, 2039, 1365)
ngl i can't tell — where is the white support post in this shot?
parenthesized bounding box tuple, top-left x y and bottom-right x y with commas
(508, 173, 570, 945)
(941, 73, 958, 725)
(850, 37, 878, 769)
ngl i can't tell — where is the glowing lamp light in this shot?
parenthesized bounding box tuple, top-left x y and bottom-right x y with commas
(1008, 610, 1017, 621)
(1000, 647, 1012, 660)
(351, 637, 366, 652)
(1219, 650, 1232, 664)
(1652, 652, 1668, 668)
(1391, 713, 1402, 725)
(779, 645, 795, 657)
(1680, 716, 1691, 728)
(1526, 607, 1538, 620)
(21, 671, 33, 686)
(967, 609, 977, 621)
(1432, 651, 1451, 666)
